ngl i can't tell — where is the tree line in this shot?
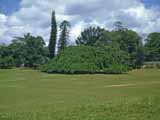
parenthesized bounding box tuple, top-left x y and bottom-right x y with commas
(0, 11, 160, 73)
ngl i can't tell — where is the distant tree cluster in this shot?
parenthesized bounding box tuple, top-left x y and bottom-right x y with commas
(76, 26, 144, 69)
(0, 33, 49, 69)
(0, 11, 160, 73)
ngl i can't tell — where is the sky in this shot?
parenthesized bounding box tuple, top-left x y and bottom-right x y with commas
(0, 0, 160, 44)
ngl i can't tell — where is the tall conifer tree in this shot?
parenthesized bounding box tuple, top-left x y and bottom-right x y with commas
(48, 11, 57, 58)
(58, 20, 71, 53)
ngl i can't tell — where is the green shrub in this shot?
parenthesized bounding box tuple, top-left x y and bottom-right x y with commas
(0, 55, 15, 69)
(41, 46, 130, 74)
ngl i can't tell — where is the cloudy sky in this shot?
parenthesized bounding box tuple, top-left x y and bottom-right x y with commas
(0, 0, 160, 44)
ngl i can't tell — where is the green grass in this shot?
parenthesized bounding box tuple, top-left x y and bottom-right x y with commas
(0, 68, 160, 120)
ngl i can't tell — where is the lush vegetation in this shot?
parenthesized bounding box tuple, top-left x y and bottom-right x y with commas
(76, 26, 105, 46)
(76, 27, 144, 68)
(0, 68, 160, 120)
(0, 45, 14, 69)
(0, 33, 49, 69)
(0, 12, 159, 73)
(145, 32, 160, 62)
(42, 46, 130, 74)
(43, 25, 146, 73)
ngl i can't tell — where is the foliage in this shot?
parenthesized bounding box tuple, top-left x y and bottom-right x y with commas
(76, 26, 105, 46)
(42, 46, 130, 74)
(9, 33, 49, 68)
(48, 11, 57, 58)
(58, 20, 71, 53)
(76, 26, 145, 69)
(114, 21, 124, 30)
(145, 32, 160, 62)
(113, 29, 145, 68)
(0, 55, 14, 69)
(0, 45, 14, 69)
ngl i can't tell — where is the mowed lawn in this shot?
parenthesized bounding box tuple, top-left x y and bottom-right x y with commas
(0, 68, 160, 120)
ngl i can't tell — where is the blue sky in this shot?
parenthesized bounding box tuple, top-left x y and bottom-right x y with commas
(0, 0, 159, 15)
(0, 0, 21, 15)
(143, 0, 160, 6)
(0, 0, 160, 15)
(0, 0, 160, 44)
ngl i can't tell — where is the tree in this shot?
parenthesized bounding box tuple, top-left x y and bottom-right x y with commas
(94, 30, 118, 47)
(76, 27, 105, 46)
(10, 33, 49, 68)
(114, 21, 124, 31)
(58, 20, 71, 53)
(113, 29, 144, 68)
(145, 32, 160, 61)
(76, 25, 144, 68)
(48, 11, 57, 58)
(0, 45, 12, 57)
(0, 55, 14, 69)
(0, 45, 14, 69)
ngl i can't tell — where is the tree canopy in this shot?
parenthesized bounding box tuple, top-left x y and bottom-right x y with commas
(113, 29, 144, 68)
(11, 33, 49, 68)
(76, 27, 105, 46)
(75, 27, 144, 69)
(0, 45, 14, 69)
(0, 33, 49, 69)
(145, 32, 160, 61)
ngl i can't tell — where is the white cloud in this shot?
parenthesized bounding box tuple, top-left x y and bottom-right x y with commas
(70, 21, 86, 44)
(0, 0, 160, 44)
(0, 14, 8, 43)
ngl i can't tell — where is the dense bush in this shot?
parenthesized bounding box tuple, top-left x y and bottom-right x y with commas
(0, 55, 14, 69)
(41, 46, 130, 74)
(0, 45, 14, 69)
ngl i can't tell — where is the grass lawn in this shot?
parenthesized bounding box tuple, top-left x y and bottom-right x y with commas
(0, 68, 160, 120)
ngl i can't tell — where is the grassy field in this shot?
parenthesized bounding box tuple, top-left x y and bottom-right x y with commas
(0, 68, 160, 120)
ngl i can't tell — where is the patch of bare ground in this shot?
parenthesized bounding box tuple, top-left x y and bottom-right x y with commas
(105, 81, 160, 88)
